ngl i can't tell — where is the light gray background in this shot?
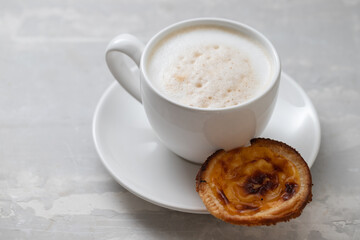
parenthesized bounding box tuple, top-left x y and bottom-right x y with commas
(1, 0, 359, 239)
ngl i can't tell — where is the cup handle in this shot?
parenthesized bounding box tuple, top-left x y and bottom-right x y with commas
(105, 34, 145, 103)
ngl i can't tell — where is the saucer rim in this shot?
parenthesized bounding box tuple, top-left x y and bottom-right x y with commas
(92, 72, 321, 214)
(281, 72, 321, 167)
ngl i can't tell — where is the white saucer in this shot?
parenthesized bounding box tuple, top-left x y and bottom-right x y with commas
(93, 72, 321, 214)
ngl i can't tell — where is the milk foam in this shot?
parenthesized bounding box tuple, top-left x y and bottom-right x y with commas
(147, 26, 272, 108)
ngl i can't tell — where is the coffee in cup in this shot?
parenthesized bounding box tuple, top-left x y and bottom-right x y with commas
(146, 25, 272, 109)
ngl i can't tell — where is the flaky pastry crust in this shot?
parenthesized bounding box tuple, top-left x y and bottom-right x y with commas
(196, 138, 312, 226)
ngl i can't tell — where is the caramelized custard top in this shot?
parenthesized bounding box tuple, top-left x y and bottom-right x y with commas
(207, 146, 300, 216)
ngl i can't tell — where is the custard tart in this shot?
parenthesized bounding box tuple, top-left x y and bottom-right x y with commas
(196, 138, 312, 226)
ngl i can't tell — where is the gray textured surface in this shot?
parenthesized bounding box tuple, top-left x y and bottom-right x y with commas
(1, 0, 360, 239)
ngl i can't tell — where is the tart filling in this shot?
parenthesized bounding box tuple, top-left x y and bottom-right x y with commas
(196, 138, 312, 225)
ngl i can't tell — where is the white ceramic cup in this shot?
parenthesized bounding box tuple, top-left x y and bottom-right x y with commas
(105, 18, 281, 164)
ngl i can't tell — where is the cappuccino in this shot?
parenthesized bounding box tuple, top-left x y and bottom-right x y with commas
(147, 25, 272, 108)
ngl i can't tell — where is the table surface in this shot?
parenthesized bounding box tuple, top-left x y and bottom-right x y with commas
(1, 0, 359, 239)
